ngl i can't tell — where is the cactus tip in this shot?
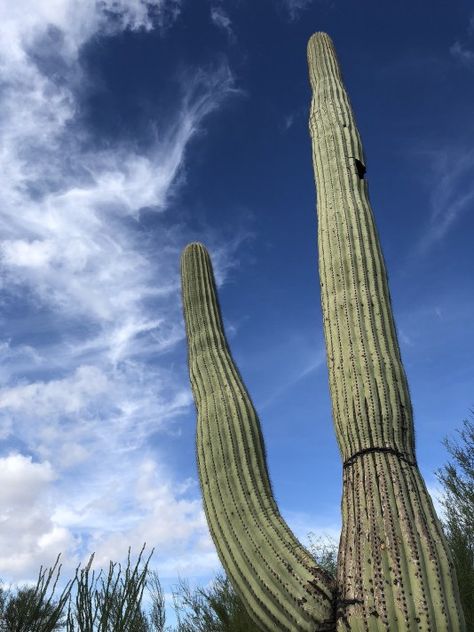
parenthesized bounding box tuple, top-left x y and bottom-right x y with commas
(182, 241, 208, 259)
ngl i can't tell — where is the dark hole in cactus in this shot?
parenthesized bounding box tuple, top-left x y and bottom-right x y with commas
(354, 158, 366, 179)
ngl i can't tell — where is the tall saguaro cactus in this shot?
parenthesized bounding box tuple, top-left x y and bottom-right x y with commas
(306, 33, 464, 631)
(180, 32, 465, 632)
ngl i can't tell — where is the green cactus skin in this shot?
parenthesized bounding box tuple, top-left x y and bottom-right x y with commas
(180, 32, 466, 632)
(181, 242, 335, 631)
(308, 32, 464, 631)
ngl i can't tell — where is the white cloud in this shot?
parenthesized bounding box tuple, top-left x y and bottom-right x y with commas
(450, 13, 474, 68)
(280, 0, 315, 21)
(210, 6, 235, 42)
(76, 458, 216, 570)
(0, 453, 55, 505)
(0, 355, 194, 471)
(0, 449, 218, 594)
(283, 113, 295, 130)
(0, 60, 237, 321)
(416, 148, 474, 253)
(0, 0, 246, 600)
(0, 366, 108, 416)
(0, 453, 77, 579)
(450, 41, 474, 67)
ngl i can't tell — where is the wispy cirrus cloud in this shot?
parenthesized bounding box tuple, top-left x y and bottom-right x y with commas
(280, 0, 316, 22)
(258, 350, 326, 411)
(450, 12, 474, 69)
(0, 0, 244, 592)
(210, 6, 235, 43)
(416, 148, 474, 253)
(450, 41, 474, 67)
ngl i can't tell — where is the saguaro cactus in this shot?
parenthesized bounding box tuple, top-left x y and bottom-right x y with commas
(180, 32, 465, 632)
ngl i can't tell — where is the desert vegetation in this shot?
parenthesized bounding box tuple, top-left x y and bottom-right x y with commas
(0, 534, 338, 631)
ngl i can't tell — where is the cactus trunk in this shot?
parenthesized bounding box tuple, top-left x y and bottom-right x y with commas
(180, 31, 466, 632)
(308, 32, 464, 631)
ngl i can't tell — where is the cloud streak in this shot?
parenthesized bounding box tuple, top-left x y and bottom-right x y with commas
(416, 148, 474, 253)
(450, 41, 474, 68)
(280, 0, 315, 22)
(210, 6, 235, 42)
(0, 0, 242, 592)
(450, 12, 474, 69)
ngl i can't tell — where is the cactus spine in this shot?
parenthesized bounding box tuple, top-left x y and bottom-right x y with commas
(180, 32, 465, 631)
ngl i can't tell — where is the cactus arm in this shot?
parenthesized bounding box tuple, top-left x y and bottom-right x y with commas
(181, 242, 335, 632)
(308, 33, 465, 631)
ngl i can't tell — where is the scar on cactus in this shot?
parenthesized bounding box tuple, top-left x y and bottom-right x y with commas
(180, 32, 466, 632)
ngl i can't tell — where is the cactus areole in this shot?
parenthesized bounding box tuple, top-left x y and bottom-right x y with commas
(180, 33, 466, 632)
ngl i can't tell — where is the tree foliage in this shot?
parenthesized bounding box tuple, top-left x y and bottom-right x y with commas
(305, 533, 338, 580)
(170, 572, 259, 632)
(64, 545, 156, 632)
(0, 554, 72, 632)
(437, 413, 474, 630)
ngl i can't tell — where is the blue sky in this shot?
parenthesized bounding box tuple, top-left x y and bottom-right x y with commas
(0, 0, 473, 626)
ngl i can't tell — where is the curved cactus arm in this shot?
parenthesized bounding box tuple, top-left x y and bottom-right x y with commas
(308, 33, 465, 631)
(181, 242, 335, 632)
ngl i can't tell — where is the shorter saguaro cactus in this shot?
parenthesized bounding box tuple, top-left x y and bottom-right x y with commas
(180, 32, 465, 632)
(181, 242, 336, 631)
